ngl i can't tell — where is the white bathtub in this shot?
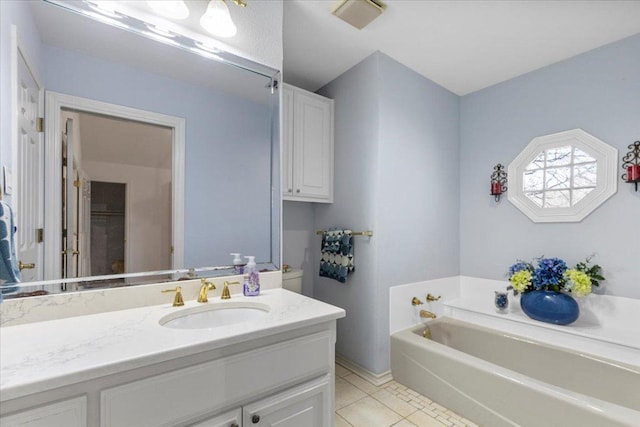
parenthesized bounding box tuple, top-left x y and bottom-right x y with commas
(391, 317, 640, 427)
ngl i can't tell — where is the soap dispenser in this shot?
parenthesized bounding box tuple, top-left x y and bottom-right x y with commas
(243, 256, 260, 296)
(230, 253, 245, 274)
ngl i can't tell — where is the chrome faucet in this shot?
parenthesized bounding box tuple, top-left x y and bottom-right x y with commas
(197, 279, 216, 303)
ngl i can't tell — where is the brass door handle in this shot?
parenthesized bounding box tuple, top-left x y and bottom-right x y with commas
(19, 261, 36, 271)
(72, 250, 79, 256)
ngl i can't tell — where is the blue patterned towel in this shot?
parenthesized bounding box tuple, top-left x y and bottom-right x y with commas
(319, 229, 354, 283)
(0, 200, 20, 296)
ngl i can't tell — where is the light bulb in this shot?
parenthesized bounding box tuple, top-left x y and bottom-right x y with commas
(200, 0, 237, 38)
(146, 1, 190, 20)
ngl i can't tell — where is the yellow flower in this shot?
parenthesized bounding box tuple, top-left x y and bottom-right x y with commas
(564, 269, 592, 297)
(510, 270, 532, 293)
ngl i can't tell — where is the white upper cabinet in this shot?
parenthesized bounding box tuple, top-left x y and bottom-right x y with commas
(283, 84, 334, 203)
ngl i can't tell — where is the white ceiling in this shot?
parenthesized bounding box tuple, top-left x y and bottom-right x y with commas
(76, 112, 172, 170)
(283, 0, 640, 95)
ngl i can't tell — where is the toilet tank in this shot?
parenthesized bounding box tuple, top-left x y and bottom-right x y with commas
(282, 269, 304, 293)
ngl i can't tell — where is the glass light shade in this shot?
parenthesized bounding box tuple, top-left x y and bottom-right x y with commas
(146, 1, 190, 20)
(200, 0, 237, 38)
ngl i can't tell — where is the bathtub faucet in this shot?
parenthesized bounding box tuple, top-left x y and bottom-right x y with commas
(420, 309, 437, 319)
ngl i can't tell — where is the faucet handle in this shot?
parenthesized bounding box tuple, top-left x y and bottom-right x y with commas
(426, 293, 442, 302)
(221, 281, 240, 300)
(411, 297, 424, 306)
(162, 286, 184, 307)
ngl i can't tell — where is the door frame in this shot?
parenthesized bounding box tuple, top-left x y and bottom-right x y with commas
(10, 24, 45, 282)
(44, 92, 185, 280)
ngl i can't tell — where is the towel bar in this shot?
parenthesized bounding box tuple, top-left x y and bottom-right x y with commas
(315, 230, 373, 237)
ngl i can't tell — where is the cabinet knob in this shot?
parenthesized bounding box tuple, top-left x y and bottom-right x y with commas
(230, 423, 239, 427)
(288, 188, 292, 193)
(296, 189, 300, 193)
(252, 414, 260, 423)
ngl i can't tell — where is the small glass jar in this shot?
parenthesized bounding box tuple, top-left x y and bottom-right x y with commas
(494, 291, 509, 314)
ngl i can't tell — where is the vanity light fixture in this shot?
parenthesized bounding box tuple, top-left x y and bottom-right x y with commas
(200, 0, 238, 38)
(621, 141, 640, 191)
(146, 0, 190, 20)
(490, 163, 508, 202)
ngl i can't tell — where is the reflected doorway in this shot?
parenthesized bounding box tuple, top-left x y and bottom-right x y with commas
(59, 109, 173, 280)
(90, 181, 125, 276)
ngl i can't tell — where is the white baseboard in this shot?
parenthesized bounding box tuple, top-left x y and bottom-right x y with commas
(335, 354, 393, 386)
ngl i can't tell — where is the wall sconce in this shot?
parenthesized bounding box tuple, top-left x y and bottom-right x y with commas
(622, 141, 640, 192)
(490, 163, 508, 202)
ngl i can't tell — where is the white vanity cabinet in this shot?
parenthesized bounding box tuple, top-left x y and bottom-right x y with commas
(0, 396, 87, 427)
(282, 84, 334, 203)
(188, 408, 241, 427)
(189, 376, 329, 427)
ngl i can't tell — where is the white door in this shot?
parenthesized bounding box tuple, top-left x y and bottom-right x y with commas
(15, 47, 43, 282)
(293, 91, 333, 200)
(242, 376, 330, 427)
(78, 171, 91, 277)
(63, 118, 79, 278)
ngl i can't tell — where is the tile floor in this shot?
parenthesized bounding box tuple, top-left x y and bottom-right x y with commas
(334, 363, 479, 427)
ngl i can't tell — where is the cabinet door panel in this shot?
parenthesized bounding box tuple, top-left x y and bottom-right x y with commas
(243, 375, 330, 427)
(293, 92, 333, 201)
(282, 85, 294, 197)
(188, 408, 241, 427)
(0, 396, 86, 427)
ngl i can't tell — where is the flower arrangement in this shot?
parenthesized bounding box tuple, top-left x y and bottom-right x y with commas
(508, 255, 604, 298)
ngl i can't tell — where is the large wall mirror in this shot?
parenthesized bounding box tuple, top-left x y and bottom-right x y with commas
(2, 0, 280, 298)
(508, 129, 617, 223)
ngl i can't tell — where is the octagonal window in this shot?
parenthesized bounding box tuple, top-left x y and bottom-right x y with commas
(508, 129, 618, 223)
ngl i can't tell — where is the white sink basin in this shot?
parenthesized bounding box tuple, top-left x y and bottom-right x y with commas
(159, 302, 270, 330)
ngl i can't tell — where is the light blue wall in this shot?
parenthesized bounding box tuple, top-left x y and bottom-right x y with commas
(460, 34, 640, 299)
(282, 201, 315, 296)
(315, 53, 382, 372)
(375, 54, 460, 371)
(0, 0, 44, 206)
(312, 52, 460, 374)
(42, 44, 273, 268)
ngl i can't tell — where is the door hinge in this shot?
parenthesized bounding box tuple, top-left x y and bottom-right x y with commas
(73, 180, 81, 188)
(170, 245, 174, 254)
(36, 117, 44, 132)
(37, 228, 44, 243)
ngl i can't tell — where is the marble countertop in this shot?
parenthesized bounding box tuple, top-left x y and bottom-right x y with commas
(0, 289, 345, 402)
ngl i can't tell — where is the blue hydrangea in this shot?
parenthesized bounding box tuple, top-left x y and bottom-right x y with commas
(532, 258, 567, 289)
(508, 261, 534, 277)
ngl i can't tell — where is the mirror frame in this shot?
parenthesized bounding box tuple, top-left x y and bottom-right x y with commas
(508, 128, 618, 223)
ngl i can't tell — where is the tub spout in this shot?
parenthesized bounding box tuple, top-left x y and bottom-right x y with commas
(420, 309, 437, 319)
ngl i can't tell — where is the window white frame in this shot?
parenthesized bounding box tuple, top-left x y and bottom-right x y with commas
(508, 129, 617, 223)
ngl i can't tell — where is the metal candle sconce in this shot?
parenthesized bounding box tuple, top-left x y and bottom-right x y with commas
(490, 163, 508, 202)
(622, 141, 640, 192)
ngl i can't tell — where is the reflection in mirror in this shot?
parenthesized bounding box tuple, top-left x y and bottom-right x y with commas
(1, 0, 280, 299)
(523, 145, 598, 208)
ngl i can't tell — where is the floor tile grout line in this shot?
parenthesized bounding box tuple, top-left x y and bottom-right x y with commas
(335, 363, 478, 427)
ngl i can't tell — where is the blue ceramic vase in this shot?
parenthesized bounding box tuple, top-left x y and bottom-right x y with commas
(520, 290, 579, 325)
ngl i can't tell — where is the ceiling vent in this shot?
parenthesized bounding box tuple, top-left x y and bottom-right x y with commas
(331, 0, 386, 30)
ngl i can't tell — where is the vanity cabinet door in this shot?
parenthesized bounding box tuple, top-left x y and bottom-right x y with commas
(242, 375, 331, 427)
(0, 396, 86, 427)
(188, 408, 241, 427)
(282, 84, 334, 203)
